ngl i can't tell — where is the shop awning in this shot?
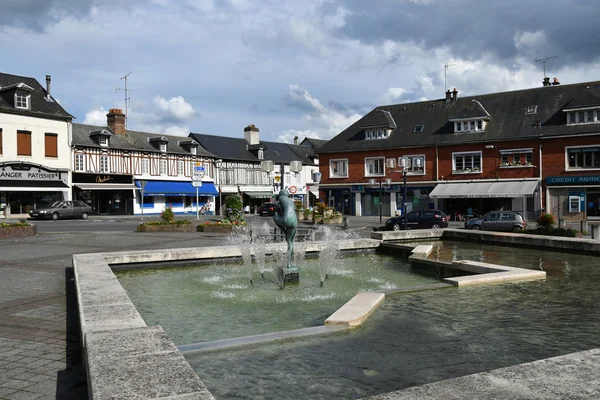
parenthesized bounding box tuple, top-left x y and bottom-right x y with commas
(244, 191, 273, 199)
(75, 183, 137, 191)
(135, 180, 219, 196)
(429, 181, 538, 198)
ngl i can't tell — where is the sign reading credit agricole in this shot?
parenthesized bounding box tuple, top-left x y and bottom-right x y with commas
(546, 175, 600, 185)
(0, 163, 65, 182)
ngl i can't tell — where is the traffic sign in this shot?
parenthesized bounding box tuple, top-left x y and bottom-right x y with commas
(192, 181, 203, 187)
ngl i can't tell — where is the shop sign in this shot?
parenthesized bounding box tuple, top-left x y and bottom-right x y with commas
(0, 163, 65, 183)
(546, 176, 600, 185)
(351, 185, 365, 193)
(73, 173, 133, 184)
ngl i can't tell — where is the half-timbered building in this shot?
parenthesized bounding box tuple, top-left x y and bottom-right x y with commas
(72, 109, 217, 215)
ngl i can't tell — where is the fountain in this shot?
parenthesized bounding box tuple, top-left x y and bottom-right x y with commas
(272, 189, 299, 285)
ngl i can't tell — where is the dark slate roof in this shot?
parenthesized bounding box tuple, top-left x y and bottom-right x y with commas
(0, 72, 73, 120)
(300, 137, 328, 151)
(189, 133, 316, 165)
(72, 123, 216, 157)
(318, 80, 600, 153)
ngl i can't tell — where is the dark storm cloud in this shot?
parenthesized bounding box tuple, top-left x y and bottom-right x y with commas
(328, 0, 600, 67)
(0, 0, 97, 31)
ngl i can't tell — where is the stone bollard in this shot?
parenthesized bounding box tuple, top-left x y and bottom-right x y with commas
(342, 217, 349, 229)
(591, 223, 600, 240)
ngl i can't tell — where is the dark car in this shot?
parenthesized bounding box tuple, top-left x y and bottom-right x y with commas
(29, 200, 93, 220)
(384, 210, 449, 231)
(465, 211, 526, 232)
(258, 202, 279, 216)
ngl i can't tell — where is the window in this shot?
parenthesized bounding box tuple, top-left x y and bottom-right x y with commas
(477, 120, 483, 130)
(44, 133, 58, 157)
(0, 129, 3, 155)
(75, 154, 84, 172)
(501, 153, 509, 164)
(258, 149, 264, 159)
(365, 157, 385, 176)
(177, 160, 184, 175)
(159, 159, 167, 175)
(15, 93, 29, 109)
(99, 137, 109, 147)
(526, 106, 538, 115)
(513, 154, 521, 164)
(454, 119, 485, 133)
(405, 155, 425, 174)
(501, 213, 516, 221)
(160, 143, 167, 152)
(17, 130, 31, 156)
(526, 152, 533, 164)
(567, 110, 599, 124)
(567, 146, 600, 169)
(191, 147, 197, 155)
(500, 148, 533, 167)
(453, 152, 481, 173)
(141, 159, 150, 175)
(413, 125, 424, 133)
(99, 155, 109, 173)
(122, 156, 130, 173)
(569, 196, 581, 213)
(364, 128, 389, 140)
(330, 159, 348, 178)
(455, 122, 462, 132)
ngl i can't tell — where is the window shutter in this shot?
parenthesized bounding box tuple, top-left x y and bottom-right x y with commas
(0, 129, 3, 154)
(45, 133, 58, 157)
(17, 131, 32, 156)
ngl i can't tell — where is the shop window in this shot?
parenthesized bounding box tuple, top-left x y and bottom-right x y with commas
(45, 133, 58, 157)
(17, 130, 32, 156)
(587, 192, 600, 218)
(569, 196, 581, 213)
(140, 195, 154, 207)
(166, 196, 183, 207)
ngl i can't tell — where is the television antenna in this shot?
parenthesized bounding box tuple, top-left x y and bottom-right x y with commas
(534, 56, 558, 79)
(444, 63, 456, 92)
(116, 71, 136, 129)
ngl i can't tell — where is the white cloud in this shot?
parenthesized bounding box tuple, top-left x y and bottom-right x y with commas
(286, 84, 325, 112)
(153, 96, 198, 120)
(82, 107, 107, 125)
(163, 125, 190, 136)
(514, 30, 547, 51)
(383, 87, 411, 103)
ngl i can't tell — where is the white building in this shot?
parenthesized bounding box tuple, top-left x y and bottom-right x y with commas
(0, 73, 73, 218)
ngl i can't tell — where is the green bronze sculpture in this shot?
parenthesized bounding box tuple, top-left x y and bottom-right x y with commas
(273, 189, 298, 283)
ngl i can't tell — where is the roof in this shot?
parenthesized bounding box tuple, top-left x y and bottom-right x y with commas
(300, 137, 328, 151)
(318, 80, 600, 154)
(0, 72, 73, 120)
(189, 132, 317, 165)
(72, 123, 216, 157)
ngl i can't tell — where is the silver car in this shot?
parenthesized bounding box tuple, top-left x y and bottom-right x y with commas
(465, 211, 526, 232)
(29, 200, 93, 220)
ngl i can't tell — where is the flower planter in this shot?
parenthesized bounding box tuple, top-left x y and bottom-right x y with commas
(0, 224, 37, 239)
(197, 224, 246, 233)
(137, 223, 195, 233)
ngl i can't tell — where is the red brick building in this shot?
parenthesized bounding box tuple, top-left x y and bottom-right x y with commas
(317, 79, 600, 226)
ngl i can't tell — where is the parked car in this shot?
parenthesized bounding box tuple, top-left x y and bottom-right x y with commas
(258, 202, 279, 216)
(464, 211, 526, 232)
(384, 210, 449, 231)
(29, 200, 93, 220)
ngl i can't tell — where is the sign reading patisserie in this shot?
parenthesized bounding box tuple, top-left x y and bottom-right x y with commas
(0, 163, 65, 182)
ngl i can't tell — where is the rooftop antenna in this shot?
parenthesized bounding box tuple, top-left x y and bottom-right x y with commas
(444, 63, 456, 92)
(534, 56, 558, 79)
(116, 71, 135, 129)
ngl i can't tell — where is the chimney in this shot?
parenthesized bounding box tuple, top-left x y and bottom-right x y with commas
(445, 89, 452, 102)
(552, 77, 560, 86)
(244, 124, 259, 145)
(294, 136, 299, 145)
(452, 88, 458, 102)
(107, 108, 126, 135)
(45, 75, 51, 99)
(543, 77, 551, 87)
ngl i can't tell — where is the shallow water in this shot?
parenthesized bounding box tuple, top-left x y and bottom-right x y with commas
(116, 252, 438, 344)
(184, 241, 600, 400)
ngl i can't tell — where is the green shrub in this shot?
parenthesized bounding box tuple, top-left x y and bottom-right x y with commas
(525, 227, 581, 238)
(145, 220, 191, 226)
(160, 206, 175, 223)
(225, 195, 244, 223)
(537, 213, 555, 230)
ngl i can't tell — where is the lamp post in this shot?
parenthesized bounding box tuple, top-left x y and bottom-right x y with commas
(261, 160, 303, 194)
(214, 159, 223, 216)
(369, 176, 393, 224)
(386, 156, 420, 230)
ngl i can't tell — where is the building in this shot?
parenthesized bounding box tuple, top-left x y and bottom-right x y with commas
(189, 125, 319, 214)
(71, 109, 218, 215)
(318, 79, 600, 225)
(0, 73, 73, 218)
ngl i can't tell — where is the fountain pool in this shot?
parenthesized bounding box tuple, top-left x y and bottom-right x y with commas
(115, 252, 439, 344)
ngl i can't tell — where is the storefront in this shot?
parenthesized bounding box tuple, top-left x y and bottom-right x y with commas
(546, 176, 600, 223)
(0, 162, 69, 217)
(134, 179, 219, 215)
(429, 180, 539, 220)
(72, 173, 136, 215)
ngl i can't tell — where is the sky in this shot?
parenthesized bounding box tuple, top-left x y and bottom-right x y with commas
(2, 0, 599, 143)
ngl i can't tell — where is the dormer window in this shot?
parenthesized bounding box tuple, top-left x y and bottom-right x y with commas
(148, 136, 168, 151)
(451, 117, 487, 133)
(258, 149, 264, 159)
(99, 137, 109, 147)
(190, 147, 197, 155)
(364, 128, 390, 140)
(89, 129, 111, 147)
(565, 109, 599, 125)
(526, 106, 538, 115)
(15, 93, 29, 109)
(160, 143, 167, 152)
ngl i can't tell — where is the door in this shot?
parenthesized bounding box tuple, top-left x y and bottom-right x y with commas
(481, 212, 501, 230)
(405, 211, 420, 229)
(343, 193, 352, 215)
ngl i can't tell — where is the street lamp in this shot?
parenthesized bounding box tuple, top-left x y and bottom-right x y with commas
(261, 160, 303, 194)
(387, 156, 421, 230)
(369, 176, 393, 224)
(214, 159, 223, 216)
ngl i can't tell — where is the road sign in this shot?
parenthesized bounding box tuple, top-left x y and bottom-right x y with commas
(192, 181, 203, 187)
(194, 166, 205, 172)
